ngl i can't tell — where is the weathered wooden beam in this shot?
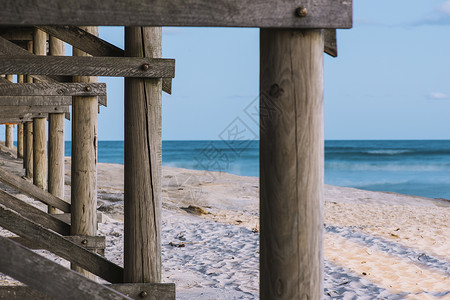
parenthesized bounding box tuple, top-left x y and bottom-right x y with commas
(24, 121, 33, 178)
(0, 105, 69, 114)
(0, 189, 70, 235)
(0, 283, 175, 300)
(0, 165, 70, 212)
(8, 235, 105, 251)
(0, 56, 175, 78)
(0, 0, 352, 28)
(0, 94, 106, 106)
(260, 29, 324, 299)
(36, 26, 173, 94)
(0, 26, 35, 41)
(324, 29, 337, 57)
(0, 111, 71, 120)
(0, 83, 107, 97)
(0, 236, 132, 300)
(0, 118, 30, 123)
(0, 206, 123, 283)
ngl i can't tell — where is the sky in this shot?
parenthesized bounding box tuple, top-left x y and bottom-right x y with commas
(2, 0, 450, 141)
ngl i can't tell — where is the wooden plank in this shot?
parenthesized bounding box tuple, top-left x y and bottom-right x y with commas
(324, 29, 337, 57)
(0, 236, 132, 300)
(8, 235, 105, 251)
(124, 27, 162, 283)
(0, 165, 70, 212)
(0, 56, 175, 78)
(0, 118, 30, 123)
(260, 29, 324, 299)
(0, 189, 70, 235)
(0, 83, 107, 97)
(0, 0, 352, 28)
(0, 94, 106, 106)
(0, 283, 175, 300)
(0, 206, 124, 283)
(0, 105, 70, 114)
(0, 26, 35, 41)
(36, 26, 172, 94)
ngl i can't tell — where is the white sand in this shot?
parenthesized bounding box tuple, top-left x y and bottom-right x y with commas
(0, 151, 449, 299)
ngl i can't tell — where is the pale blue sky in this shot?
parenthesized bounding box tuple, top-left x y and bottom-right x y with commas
(2, 0, 450, 141)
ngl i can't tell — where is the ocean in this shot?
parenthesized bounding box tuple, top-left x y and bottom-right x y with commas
(65, 140, 450, 199)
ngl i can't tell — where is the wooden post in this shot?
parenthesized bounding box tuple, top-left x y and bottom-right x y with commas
(17, 74, 24, 159)
(124, 27, 162, 283)
(260, 29, 324, 299)
(5, 75, 14, 150)
(33, 29, 47, 191)
(23, 41, 33, 173)
(71, 26, 98, 278)
(48, 36, 65, 214)
(5, 124, 13, 149)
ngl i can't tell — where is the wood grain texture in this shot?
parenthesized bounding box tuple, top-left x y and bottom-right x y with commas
(0, 83, 107, 97)
(33, 117, 47, 191)
(0, 189, 70, 235)
(0, 117, 31, 123)
(36, 26, 172, 95)
(0, 105, 69, 114)
(0, 283, 175, 300)
(25, 121, 33, 177)
(9, 235, 105, 251)
(0, 165, 70, 212)
(0, 26, 35, 41)
(0, 206, 123, 283)
(260, 29, 324, 299)
(124, 27, 162, 283)
(0, 236, 131, 300)
(5, 124, 13, 149)
(0, 56, 175, 78)
(324, 29, 337, 57)
(0, 0, 352, 28)
(17, 123, 24, 157)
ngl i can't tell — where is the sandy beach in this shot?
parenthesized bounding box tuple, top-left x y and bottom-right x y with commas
(0, 148, 449, 299)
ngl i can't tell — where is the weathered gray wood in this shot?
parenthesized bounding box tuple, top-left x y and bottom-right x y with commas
(53, 212, 103, 225)
(0, 189, 70, 235)
(0, 0, 352, 28)
(0, 26, 35, 41)
(36, 26, 172, 95)
(0, 117, 31, 123)
(0, 105, 70, 114)
(8, 235, 105, 251)
(260, 29, 324, 299)
(0, 83, 107, 97)
(0, 94, 106, 106)
(48, 113, 64, 213)
(0, 76, 10, 83)
(0, 283, 175, 300)
(24, 121, 33, 177)
(71, 26, 99, 279)
(0, 56, 175, 78)
(0, 236, 131, 300)
(324, 29, 337, 57)
(0, 165, 70, 212)
(124, 27, 162, 283)
(5, 124, 13, 148)
(0, 206, 123, 283)
(17, 123, 24, 157)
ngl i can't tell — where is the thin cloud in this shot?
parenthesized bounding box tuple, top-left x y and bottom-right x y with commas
(411, 1, 450, 26)
(428, 92, 449, 100)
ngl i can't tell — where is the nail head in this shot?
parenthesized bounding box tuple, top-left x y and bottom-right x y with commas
(296, 6, 307, 17)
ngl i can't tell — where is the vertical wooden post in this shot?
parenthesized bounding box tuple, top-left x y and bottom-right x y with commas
(23, 41, 33, 173)
(71, 26, 98, 278)
(260, 29, 324, 299)
(5, 125, 13, 149)
(17, 74, 24, 159)
(5, 75, 14, 150)
(48, 36, 65, 214)
(33, 29, 47, 191)
(124, 27, 162, 283)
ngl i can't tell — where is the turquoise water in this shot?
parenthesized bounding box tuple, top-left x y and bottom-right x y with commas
(65, 140, 450, 199)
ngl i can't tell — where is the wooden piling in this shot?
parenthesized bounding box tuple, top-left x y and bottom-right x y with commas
(48, 36, 65, 214)
(5, 75, 14, 150)
(32, 29, 47, 191)
(71, 26, 98, 278)
(17, 75, 24, 159)
(124, 27, 162, 283)
(260, 29, 324, 299)
(23, 41, 33, 173)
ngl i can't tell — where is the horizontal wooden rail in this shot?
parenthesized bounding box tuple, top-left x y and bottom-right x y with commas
(0, 205, 123, 283)
(0, 56, 175, 78)
(0, 189, 70, 235)
(0, 105, 69, 114)
(0, 236, 131, 300)
(0, 82, 107, 97)
(9, 235, 105, 252)
(0, 166, 70, 212)
(0, 95, 106, 106)
(0, 0, 352, 28)
(0, 112, 71, 121)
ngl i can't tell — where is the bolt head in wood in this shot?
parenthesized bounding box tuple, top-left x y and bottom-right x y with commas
(295, 6, 307, 17)
(85, 86, 92, 92)
(81, 239, 88, 245)
(141, 64, 150, 71)
(139, 291, 148, 298)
